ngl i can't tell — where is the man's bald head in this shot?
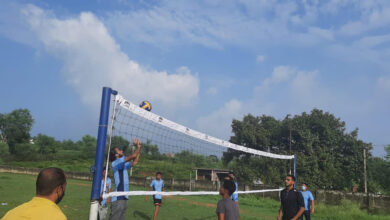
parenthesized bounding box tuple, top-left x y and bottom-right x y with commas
(36, 167, 66, 196)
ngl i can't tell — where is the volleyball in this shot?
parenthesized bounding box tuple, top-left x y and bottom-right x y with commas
(139, 101, 152, 111)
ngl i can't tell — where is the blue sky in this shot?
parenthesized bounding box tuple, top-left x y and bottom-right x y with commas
(1, 0, 389, 157)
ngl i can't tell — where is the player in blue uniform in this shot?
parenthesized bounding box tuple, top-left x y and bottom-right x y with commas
(300, 183, 315, 220)
(229, 171, 239, 208)
(99, 167, 111, 220)
(108, 139, 141, 220)
(146, 171, 165, 220)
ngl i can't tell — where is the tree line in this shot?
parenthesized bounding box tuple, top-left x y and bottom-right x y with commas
(0, 109, 98, 160)
(223, 109, 390, 194)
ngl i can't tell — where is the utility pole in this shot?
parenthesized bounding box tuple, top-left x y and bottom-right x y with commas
(363, 147, 369, 209)
(363, 147, 367, 194)
(286, 114, 292, 175)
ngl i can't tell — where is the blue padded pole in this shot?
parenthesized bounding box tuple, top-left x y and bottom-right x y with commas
(90, 87, 117, 201)
(293, 155, 297, 189)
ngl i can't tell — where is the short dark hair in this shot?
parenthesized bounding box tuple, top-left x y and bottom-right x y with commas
(156, 171, 162, 176)
(303, 183, 308, 186)
(36, 167, 66, 196)
(222, 180, 236, 196)
(229, 171, 235, 176)
(109, 150, 116, 162)
(286, 174, 296, 182)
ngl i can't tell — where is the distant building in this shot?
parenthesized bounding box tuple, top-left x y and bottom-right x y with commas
(194, 168, 231, 182)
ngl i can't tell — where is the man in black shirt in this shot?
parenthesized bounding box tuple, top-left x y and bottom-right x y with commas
(277, 175, 305, 220)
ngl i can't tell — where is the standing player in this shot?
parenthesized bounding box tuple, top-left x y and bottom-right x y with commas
(109, 139, 141, 220)
(300, 183, 315, 220)
(146, 172, 165, 220)
(99, 167, 112, 220)
(216, 179, 240, 220)
(228, 172, 239, 208)
(277, 175, 305, 220)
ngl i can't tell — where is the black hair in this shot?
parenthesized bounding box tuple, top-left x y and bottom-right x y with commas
(156, 171, 162, 176)
(103, 166, 109, 171)
(222, 180, 236, 196)
(286, 174, 296, 182)
(229, 171, 235, 176)
(36, 167, 66, 196)
(109, 150, 117, 162)
(302, 183, 308, 186)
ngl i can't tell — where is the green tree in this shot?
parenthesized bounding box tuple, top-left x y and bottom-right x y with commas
(111, 136, 130, 152)
(60, 139, 78, 150)
(78, 135, 97, 157)
(141, 140, 161, 159)
(13, 143, 39, 160)
(368, 157, 390, 194)
(35, 133, 58, 155)
(0, 109, 34, 154)
(225, 109, 369, 190)
(385, 145, 390, 161)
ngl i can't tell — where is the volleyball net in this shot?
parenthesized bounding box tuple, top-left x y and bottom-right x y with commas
(89, 87, 296, 213)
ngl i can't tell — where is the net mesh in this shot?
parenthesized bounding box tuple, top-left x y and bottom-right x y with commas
(102, 94, 294, 199)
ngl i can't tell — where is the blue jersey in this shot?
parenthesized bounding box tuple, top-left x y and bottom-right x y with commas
(100, 177, 111, 205)
(300, 190, 314, 210)
(111, 156, 132, 201)
(150, 179, 165, 199)
(230, 181, 238, 202)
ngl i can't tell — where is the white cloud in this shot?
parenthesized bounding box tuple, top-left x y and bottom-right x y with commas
(196, 99, 242, 139)
(378, 76, 390, 91)
(20, 4, 199, 109)
(308, 27, 334, 41)
(258, 66, 295, 90)
(256, 55, 265, 63)
(104, 0, 338, 49)
(206, 87, 218, 96)
(339, 3, 390, 36)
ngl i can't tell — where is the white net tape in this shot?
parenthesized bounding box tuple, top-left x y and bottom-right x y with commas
(115, 94, 294, 160)
(103, 188, 282, 199)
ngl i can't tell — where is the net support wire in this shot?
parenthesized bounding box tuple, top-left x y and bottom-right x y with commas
(103, 188, 283, 199)
(115, 94, 294, 160)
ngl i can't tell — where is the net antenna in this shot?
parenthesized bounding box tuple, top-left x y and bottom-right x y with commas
(89, 87, 297, 219)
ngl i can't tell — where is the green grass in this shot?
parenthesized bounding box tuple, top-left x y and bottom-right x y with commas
(0, 172, 389, 220)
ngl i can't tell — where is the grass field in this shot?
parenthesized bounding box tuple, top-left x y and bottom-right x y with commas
(1, 172, 389, 220)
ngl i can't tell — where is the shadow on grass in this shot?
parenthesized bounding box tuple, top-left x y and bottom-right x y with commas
(133, 210, 151, 220)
